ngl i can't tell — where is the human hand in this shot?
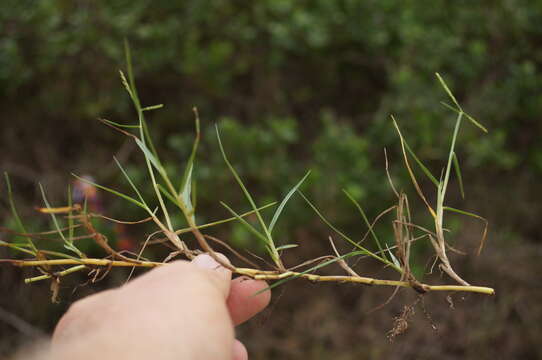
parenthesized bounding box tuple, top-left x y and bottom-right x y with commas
(50, 254, 271, 360)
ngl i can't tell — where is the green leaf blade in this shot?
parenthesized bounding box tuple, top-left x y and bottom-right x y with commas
(114, 156, 149, 207)
(276, 244, 299, 251)
(452, 152, 465, 199)
(215, 124, 279, 263)
(141, 104, 164, 112)
(72, 174, 146, 209)
(268, 170, 311, 233)
(436, 73, 462, 111)
(135, 138, 163, 174)
(404, 141, 439, 187)
(342, 189, 384, 254)
(440, 101, 488, 133)
(220, 202, 270, 246)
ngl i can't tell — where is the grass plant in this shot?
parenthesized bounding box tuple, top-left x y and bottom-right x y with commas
(1, 44, 495, 302)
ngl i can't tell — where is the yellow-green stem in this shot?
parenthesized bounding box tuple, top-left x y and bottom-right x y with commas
(14, 259, 494, 295)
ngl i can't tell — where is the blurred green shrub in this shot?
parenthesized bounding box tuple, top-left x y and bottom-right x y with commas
(2, 0, 541, 251)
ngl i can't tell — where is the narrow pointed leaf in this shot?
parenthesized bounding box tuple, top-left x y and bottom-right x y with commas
(215, 125, 276, 255)
(141, 104, 164, 112)
(135, 138, 163, 174)
(114, 156, 148, 207)
(452, 152, 465, 199)
(403, 141, 439, 187)
(39, 184, 83, 257)
(179, 110, 200, 200)
(38, 183, 66, 243)
(443, 206, 486, 221)
(386, 243, 401, 269)
(174, 202, 277, 235)
(439, 112, 463, 204)
(464, 112, 488, 134)
(436, 73, 462, 111)
(440, 101, 488, 133)
(72, 174, 146, 209)
(180, 162, 193, 213)
(157, 184, 181, 207)
(100, 118, 140, 129)
(220, 202, 269, 246)
(269, 170, 311, 233)
(0, 241, 36, 256)
(123, 40, 139, 105)
(444, 206, 488, 255)
(39, 249, 81, 261)
(135, 138, 177, 206)
(4, 172, 36, 252)
(343, 190, 383, 253)
(276, 244, 299, 251)
(298, 191, 399, 271)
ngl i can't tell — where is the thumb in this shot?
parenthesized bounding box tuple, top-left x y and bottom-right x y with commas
(191, 253, 233, 298)
(52, 254, 236, 360)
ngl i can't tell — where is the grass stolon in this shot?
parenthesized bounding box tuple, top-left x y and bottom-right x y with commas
(1, 43, 495, 299)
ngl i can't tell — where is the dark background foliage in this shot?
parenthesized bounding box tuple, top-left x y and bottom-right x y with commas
(1, 1, 541, 358)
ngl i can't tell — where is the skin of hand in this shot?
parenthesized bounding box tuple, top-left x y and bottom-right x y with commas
(49, 254, 271, 360)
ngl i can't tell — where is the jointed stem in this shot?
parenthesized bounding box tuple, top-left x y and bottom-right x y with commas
(12, 259, 161, 267)
(235, 268, 494, 295)
(13, 259, 495, 295)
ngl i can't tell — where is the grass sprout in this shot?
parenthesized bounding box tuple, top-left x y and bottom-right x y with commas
(391, 73, 489, 286)
(216, 124, 284, 269)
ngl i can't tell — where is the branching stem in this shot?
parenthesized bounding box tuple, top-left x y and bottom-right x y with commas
(11, 259, 495, 295)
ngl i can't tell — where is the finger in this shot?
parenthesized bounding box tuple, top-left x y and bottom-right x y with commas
(191, 253, 232, 298)
(227, 276, 271, 326)
(233, 339, 248, 360)
(123, 256, 232, 300)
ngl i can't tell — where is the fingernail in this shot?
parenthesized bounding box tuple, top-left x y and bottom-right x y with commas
(192, 254, 232, 297)
(192, 254, 231, 274)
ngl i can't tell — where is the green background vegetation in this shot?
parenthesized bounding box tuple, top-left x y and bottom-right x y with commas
(1, 1, 541, 358)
